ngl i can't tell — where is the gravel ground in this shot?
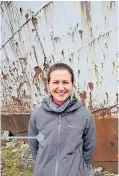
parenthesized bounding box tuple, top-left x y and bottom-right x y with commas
(1, 139, 118, 176)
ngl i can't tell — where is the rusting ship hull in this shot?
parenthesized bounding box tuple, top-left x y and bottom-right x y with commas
(1, 1, 118, 174)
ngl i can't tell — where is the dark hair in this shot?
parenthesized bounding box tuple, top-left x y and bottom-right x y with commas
(48, 63, 74, 83)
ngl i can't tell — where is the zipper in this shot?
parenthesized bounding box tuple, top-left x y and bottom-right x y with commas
(55, 115, 61, 176)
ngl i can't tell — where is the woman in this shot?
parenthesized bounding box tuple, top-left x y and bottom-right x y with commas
(28, 63, 96, 176)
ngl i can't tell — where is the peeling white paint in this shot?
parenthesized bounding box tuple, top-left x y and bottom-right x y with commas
(1, 1, 118, 114)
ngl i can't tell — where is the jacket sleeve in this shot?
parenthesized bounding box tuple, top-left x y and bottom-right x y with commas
(28, 112, 39, 161)
(82, 113, 96, 167)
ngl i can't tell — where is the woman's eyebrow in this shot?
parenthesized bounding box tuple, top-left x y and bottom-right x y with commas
(52, 80, 70, 82)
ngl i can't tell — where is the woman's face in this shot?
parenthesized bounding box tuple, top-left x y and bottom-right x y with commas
(48, 69, 74, 104)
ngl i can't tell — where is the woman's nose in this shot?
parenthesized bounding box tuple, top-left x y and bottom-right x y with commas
(58, 83, 64, 90)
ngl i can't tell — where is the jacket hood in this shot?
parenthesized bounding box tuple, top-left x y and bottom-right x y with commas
(41, 95, 83, 113)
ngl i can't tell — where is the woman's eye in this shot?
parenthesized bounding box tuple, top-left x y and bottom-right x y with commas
(64, 82, 69, 84)
(53, 82, 58, 84)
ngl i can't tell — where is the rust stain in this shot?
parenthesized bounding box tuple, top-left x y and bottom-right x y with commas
(9, 86, 12, 90)
(12, 96, 24, 106)
(113, 62, 115, 68)
(42, 80, 48, 93)
(80, 90, 86, 100)
(90, 27, 92, 36)
(43, 4, 47, 15)
(40, 70, 48, 93)
(54, 36, 60, 42)
(81, 1, 91, 20)
(16, 42, 18, 47)
(88, 91, 93, 110)
(1, 114, 30, 135)
(116, 53, 119, 58)
(78, 30, 83, 40)
(32, 17, 38, 26)
(61, 50, 64, 57)
(1, 5, 4, 13)
(103, 53, 105, 59)
(69, 58, 72, 63)
(23, 57, 27, 65)
(110, 141, 115, 147)
(20, 8, 22, 15)
(72, 32, 74, 42)
(105, 43, 108, 49)
(93, 104, 118, 119)
(33, 25, 47, 59)
(32, 29, 35, 32)
(95, 64, 98, 72)
(44, 63, 50, 69)
(25, 13, 29, 20)
(42, 77, 48, 83)
(116, 93, 118, 104)
(103, 115, 113, 119)
(2, 73, 8, 80)
(88, 82, 93, 90)
(78, 70, 80, 77)
(110, 1, 115, 9)
(33, 46, 39, 65)
(33, 66, 42, 82)
(106, 92, 109, 103)
(85, 1, 91, 20)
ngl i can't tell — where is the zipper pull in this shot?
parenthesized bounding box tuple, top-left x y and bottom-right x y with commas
(58, 116, 61, 124)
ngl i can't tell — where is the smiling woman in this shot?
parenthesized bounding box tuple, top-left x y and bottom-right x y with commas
(48, 68, 74, 105)
(28, 63, 96, 176)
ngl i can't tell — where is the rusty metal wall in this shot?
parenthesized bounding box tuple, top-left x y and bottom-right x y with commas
(0, 2, 118, 173)
(1, 1, 118, 115)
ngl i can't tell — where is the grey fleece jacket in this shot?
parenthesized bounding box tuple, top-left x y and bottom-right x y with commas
(28, 98, 96, 176)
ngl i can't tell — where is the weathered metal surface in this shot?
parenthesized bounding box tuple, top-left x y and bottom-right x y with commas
(1, 114, 118, 173)
(93, 162, 118, 174)
(1, 114, 29, 134)
(0, 1, 118, 173)
(1, 1, 118, 114)
(93, 119, 118, 162)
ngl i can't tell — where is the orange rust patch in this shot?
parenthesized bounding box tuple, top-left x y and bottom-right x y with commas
(33, 66, 42, 82)
(34, 66, 42, 75)
(32, 17, 38, 26)
(80, 91, 87, 99)
(88, 82, 93, 90)
(44, 63, 50, 69)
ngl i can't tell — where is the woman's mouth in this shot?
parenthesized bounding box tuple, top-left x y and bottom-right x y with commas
(56, 92, 66, 95)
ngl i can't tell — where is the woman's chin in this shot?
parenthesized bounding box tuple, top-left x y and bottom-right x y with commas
(55, 97, 67, 104)
(53, 94, 70, 103)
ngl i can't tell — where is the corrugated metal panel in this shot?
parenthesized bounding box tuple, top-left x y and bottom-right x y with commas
(1, 1, 118, 115)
